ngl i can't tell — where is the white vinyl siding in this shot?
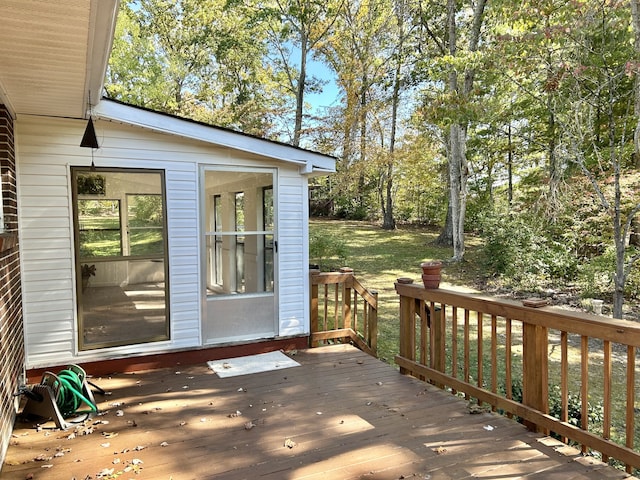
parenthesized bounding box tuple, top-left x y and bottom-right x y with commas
(17, 114, 313, 368)
(277, 171, 309, 336)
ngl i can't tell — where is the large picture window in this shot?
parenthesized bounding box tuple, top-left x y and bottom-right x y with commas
(72, 168, 169, 350)
(204, 169, 274, 296)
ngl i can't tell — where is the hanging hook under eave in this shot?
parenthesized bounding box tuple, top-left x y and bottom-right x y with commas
(80, 117, 99, 149)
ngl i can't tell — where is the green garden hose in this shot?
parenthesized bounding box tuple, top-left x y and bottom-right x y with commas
(53, 367, 98, 417)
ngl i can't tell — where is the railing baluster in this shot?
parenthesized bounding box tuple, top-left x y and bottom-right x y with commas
(464, 309, 470, 401)
(505, 318, 512, 418)
(581, 335, 589, 453)
(420, 299, 427, 368)
(333, 283, 344, 329)
(352, 288, 358, 334)
(310, 271, 319, 346)
(603, 339, 611, 464)
(626, 345, 636, 474)
(561, 330, 568, 443)
(491, 314, 498, 411)
(369, 290, 378, 354)
(323, 284, 328, 331)
(452, 306, 458, 395)
(429, 302, 436, 371)
(477, 311, 484, 404)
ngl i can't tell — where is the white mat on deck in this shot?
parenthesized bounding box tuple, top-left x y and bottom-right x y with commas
(207, 351, 301, 378)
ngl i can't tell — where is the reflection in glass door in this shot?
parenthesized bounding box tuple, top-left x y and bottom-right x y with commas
(72, 168, 169, 350)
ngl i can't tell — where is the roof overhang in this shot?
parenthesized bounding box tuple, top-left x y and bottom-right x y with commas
(94, 99, 336, 176)
(0, 0, 119, 119)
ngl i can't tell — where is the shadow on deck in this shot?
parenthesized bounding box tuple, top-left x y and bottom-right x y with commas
(1, 345, 632, 479)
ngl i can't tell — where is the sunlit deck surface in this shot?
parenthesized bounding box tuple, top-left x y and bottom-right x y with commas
(2, 345, 633, 480)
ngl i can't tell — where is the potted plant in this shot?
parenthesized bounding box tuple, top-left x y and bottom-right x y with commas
(81, 264, 96, 291)
(420, 261, 442, 289)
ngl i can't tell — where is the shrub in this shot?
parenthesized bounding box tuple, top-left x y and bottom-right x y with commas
(503, 380, 604, 437)
(309, 232, 348, 271)
(479, 212, 578, 289)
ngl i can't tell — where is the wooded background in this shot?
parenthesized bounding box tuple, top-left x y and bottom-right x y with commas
(105, 0, 640, 318)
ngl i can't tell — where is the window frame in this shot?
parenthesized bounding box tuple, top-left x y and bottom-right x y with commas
(202, 166, 276, 298)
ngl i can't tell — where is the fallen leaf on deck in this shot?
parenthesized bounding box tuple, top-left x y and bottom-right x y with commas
(467, 404, 489, 414)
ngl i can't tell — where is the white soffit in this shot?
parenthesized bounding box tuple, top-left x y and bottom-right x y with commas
(0, 0, 118, 119)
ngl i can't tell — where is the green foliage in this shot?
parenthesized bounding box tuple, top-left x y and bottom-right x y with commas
(576, 248, 615, 300)
(309, 231, 348, 270)
(130, 195, 163, 226)
(479, 211, 578, 289)
(504, 380, 604, 436)
(548, 385, 604, 435)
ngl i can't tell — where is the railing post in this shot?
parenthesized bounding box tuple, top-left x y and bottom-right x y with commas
(431, 303, 446, 389)
(369, 290, 378, 355)
(522, 323, 549, 432)
(398, 279, 416, 375)
(340, 267, 353, 331)
(310, 268, 320, 347)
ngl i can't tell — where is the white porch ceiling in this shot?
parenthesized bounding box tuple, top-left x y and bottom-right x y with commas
(0, 0, 119, 119)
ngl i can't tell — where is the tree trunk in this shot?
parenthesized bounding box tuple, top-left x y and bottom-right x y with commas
(292, 33, 308, 147)
(630, 0, 640, 245)
(449, 123, 467, 260)
(508, 122, 513, 207)
(438, 0, 486, 260)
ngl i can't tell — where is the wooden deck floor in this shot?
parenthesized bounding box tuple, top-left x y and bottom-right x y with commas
(1, 345, 634, 480)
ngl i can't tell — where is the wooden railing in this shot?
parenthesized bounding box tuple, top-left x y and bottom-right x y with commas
(395, 280, 640, 473)
(310, 267, 378, 357)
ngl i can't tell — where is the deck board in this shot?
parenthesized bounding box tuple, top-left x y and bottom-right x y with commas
(1, 345, 633, 480)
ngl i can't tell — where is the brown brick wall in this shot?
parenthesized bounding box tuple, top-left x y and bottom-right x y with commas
(0, 104, 24, 467)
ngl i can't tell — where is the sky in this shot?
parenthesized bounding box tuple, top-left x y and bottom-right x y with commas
(305, 57, 340, 114)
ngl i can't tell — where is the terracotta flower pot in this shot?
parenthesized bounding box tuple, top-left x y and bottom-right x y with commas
(421, 274, 441, 289)
(420, 261, 442, 289)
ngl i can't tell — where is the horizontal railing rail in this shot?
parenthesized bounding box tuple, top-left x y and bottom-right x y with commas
(310, 267, 378, 356)
(395, 280, 640, 473)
